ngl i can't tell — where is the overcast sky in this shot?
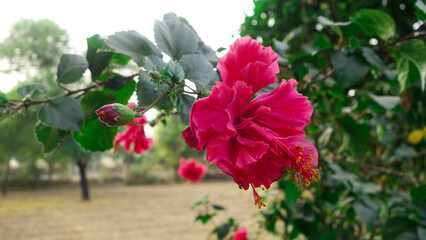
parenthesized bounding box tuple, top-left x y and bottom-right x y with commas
(0, 0, 254, 92)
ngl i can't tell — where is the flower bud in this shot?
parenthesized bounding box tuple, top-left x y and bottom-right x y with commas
(95, 103, 135, 127)
(148, 71, 161, 81)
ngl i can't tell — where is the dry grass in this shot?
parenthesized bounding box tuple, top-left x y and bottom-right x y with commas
(0, 181, 277, 240)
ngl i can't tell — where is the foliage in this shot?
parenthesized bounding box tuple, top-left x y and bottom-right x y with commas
(240, 0, 426, 239)
(0, 1, 425, 238)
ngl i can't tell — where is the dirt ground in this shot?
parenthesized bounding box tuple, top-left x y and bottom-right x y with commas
(0, 181, 276, 240)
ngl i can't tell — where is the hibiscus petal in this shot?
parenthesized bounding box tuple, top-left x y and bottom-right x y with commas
(217, 36, 279, 93)
(280, 136, 319, 168)
(246, 79, 313, 138)
(190, 81, 253, 150)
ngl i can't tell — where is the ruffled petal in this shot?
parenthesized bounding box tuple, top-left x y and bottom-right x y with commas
(190, 81, 253, 150)
(245, 79, 313, 138)
(217, 36, 279, 93)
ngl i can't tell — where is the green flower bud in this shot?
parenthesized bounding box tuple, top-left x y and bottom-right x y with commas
(148, 71, 162, 81)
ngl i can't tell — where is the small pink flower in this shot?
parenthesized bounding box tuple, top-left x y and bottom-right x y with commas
(232, 228, 248, 240)
(177, 158, 207, 183)
(182, 37, 320, 208)
(113, 103, 153, 154)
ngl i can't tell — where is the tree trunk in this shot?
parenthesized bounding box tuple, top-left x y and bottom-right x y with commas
(77, 159, 90, 201)
(2, 159, 10, 197)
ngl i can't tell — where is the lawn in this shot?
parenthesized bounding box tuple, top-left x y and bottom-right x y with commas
(0, 181, 272, 240)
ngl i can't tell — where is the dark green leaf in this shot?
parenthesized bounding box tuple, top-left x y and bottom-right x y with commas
(86, 34, 112, 80)
(283, 179, 298, 209)
(113, 80, 136, 105)
(362, 47, 388, 70)
(215, 223, 231, 240)
(72, 117, 117, 152)
(154, 13, 198, 59)
(337, 115, 370, 157)
(175, 94, 195, 115)
(180, 54, 216, 89)
(38, 96, 83, 131)
(105, 77, 129, 91)
(352, 9, 396, 40)
(137, 71, 172, 110)
(354, 200, 378, 231)
(163, 60, 185, 83)
(17, 84, 48, 99)
(80, 91, 116, 118)
(106, 31, 162, 66)
(411, 184, 426, 201)
(212, 204, 225, 211)
(331, 51, 369, 89)
(382, 217, 417, 240)
(57, 54, 88, 84)
(34, 122, 69, 153)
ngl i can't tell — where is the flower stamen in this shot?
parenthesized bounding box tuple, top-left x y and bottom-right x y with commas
(251, 184, 266, 209)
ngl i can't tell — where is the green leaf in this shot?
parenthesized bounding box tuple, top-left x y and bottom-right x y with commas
(396, 57, 421, 93)
(352, 9, 396, 40)
(154, 13, 198, 59)
(80, 91, 116, 118)
(368, 94, 400, 110)
(331, 51, 369, 89)
(57, 54, 88, 84)
(106, 31, 162, 66)
(273, 39, 289, 56)
(113, 80, 136, 105)
(362, 47, 388, 70)
(212, 204, 225, 211)
(382, 217, 417, 240)
(86, 34, 112, 80)
(353, 200, 378, 231)
(337, 115, 370, 157)
(410, 184, 426, 201)
(175, 94, 195, 115)
(195, 213, 216, 224)
(144, 55, 166, 71)
(38, 96, 83, 131)
(0, 91, 8, 105)
(73, 117, 117, 152)
(137, 71, 172, 110)
(180, 54, 216, 89)
(17, 84, 48, 99)
(414, 0, 426, 21)
(418, 227, 426, 240)
(110, 53, 132, 65)
(279, 179, 298, 209)
(217, 223, 231, 240)
(34, 122, 69, 153)
(397, 40, 426, 91)
(163, 60, 185, 83)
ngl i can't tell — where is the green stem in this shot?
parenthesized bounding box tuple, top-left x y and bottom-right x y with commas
(138, 89, 169, 115)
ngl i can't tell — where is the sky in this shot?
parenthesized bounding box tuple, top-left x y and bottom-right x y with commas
(0, 0, 254, 92)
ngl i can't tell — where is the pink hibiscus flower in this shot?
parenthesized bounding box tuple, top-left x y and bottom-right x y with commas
(182, 37, 320, 208)
(232, 228, 248, 240)
(177, 158, 207, 183)
(113, 103, 153, 154)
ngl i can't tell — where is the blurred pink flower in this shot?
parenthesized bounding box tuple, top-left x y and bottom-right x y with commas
(113, 103, 153, 154)
(232, 228, 248, 240)
(177, 158, 207, 183)
(182, 37, 320, 208)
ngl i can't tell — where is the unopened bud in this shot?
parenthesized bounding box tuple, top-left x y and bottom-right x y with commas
(95, 103, 135, 127)
(148, 71, 161, 81)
